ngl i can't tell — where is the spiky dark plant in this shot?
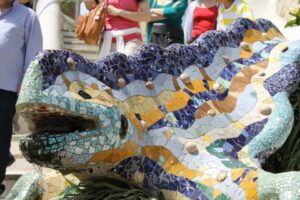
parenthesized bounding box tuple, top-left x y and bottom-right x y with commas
(263, 85, 300, 172)
(58, 178, 159, 200)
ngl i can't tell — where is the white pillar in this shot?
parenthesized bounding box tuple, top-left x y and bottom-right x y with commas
(36, 0, 62, 50)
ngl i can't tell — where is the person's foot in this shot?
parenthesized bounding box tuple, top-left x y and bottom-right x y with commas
(0, 184, 5, 195)
(6, 153, 15, 167)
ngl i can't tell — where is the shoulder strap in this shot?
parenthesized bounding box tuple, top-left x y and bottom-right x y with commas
(151, 0, 157, 8)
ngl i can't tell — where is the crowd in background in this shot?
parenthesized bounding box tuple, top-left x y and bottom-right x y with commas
(81, 0, 254, 56)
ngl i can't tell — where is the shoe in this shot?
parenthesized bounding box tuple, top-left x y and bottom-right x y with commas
(0, 184, 5, 195)
(6, 153, 15, 167)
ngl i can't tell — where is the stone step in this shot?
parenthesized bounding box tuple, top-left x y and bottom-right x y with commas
(62, 31, 77, 38)
(10, 135, 27, 159)
(8, 135, 33, 173)
(1, 134, 36, 199)
(0, 158, 34, 199)
(62, 43, 99, 52)
(6, 158, 34, 175)
(78, 52, 100, 60)
(0, 177, 20, 199)
(12, 134, 28, 142)
(61, 30, 100, 60)
(63, 37, 85, 45)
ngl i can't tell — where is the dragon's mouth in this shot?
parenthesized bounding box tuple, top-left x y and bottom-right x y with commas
(17, 104, 99, 135)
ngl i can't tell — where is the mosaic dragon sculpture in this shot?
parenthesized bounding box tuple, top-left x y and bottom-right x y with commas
(17, 18, 300, 200)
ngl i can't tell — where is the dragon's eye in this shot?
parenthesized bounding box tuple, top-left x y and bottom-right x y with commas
(78, 90, 92, 99)
(119, 115, 128, 139)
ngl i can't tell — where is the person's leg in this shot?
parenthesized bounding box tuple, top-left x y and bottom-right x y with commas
(150, 32, 168, 48)
(0, 89, 17, 185)
(123, 39, 142, 56)
(165, 28, 184, 46)
(110, 42, 117, 53)
(0, 184, 5, 195)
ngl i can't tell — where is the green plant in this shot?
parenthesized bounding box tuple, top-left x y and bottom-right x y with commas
(285, 0, 300, 27)
(59, 0, 79, 18)
(59, 0, 76, 10)
(58, 177, 159, 200)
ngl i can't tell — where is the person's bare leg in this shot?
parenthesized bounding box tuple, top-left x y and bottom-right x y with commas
(123, 39, 142, 56)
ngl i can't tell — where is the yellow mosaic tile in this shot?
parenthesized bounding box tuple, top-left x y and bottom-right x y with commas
(231, 169, 245, 182)
(116, 91, 175, 113)
(185, 79, 207, 94)
(176, 169, 197, 180)
(164, 128, 174, 140)
(266, 28, 284, 39)
(213, 190, 222, 199)
(140, 108, 164, 127)
(243, 29, 265, 44)
(165, 91, 191, 112)
(202, 135, 213, 143)
(262, 98, 273, 104)
(141, 146, 162, 161)
(168, 163, 186, 175)
(201, 178, 218, 187)
(268, 57, 280, 63)
(242, 28, 283, 45)
(89, 142, 139, 163)
(251, 79, 264, 85)
(239, 171, 259, 199)
(162, 190, 191, 200)
(240, 48, 254, 59)
(235, 122, 245, 130)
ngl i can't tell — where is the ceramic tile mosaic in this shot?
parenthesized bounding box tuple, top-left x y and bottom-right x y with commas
(5, 172, 41, 200)
(15, 18, 300, 199)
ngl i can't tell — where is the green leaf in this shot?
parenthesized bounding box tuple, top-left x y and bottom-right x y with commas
(285, 19, 297, 28)
(64, 177, 81, 192)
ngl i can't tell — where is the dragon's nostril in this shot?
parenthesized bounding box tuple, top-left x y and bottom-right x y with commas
(78, 90, 92, 99)
(88, 168, 94, 174)
(119, 115, 128, 139)
(282, 46, 288, 53)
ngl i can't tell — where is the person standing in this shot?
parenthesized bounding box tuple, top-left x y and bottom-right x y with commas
(99, 0, 150, 57)
(216, 0, 254, 31)
(147, 0, 188, 47)
(182, 0, 218, 43)
(0, 0, 42, 195)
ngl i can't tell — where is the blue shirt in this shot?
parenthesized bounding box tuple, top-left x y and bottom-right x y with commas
(0, 1, 43, 92)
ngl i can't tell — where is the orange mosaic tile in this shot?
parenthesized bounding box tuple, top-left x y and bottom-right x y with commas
(140, 108, 165, 127)
(165, 90, 191, 112)
(185, 80, 208, 94)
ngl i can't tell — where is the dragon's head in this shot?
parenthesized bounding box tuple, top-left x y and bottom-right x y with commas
(17, 52, 138, 177)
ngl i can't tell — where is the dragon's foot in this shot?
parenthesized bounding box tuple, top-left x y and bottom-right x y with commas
(258, 170, 300, 200)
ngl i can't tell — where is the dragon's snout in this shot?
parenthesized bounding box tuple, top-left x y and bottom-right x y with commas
(20, 135, 63, 167)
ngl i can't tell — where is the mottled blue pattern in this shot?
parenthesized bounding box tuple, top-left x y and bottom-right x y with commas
(148, 44, 274, 131)
(39, 18, 278, 90)
(149, 89, 229, 130)
(113, 156, 210, 200)
(264, 64, 300, 96)
(223, 119, 268, 159)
